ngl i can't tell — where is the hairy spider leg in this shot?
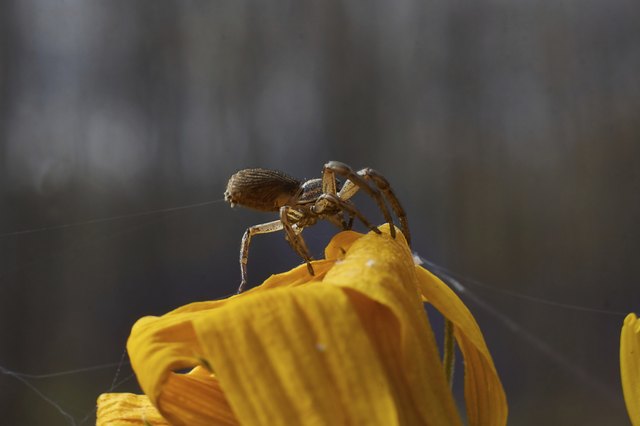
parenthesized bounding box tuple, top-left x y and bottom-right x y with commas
(315, 193, 381, 235)
(239, 220, 284, 293)
(279, 206, 315, 277)
(312, 167, 352, 230)
(323, 161, 397, 239)
(338, 168, 411, 246)
(321, 165, 338, 195)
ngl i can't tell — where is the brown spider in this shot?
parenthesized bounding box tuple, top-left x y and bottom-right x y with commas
(225, 161, 410, 292)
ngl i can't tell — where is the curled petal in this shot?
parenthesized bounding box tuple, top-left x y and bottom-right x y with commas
(321, 228, 461, 425)
(621, 313, 640, 426)
(416, 267, 508, 426)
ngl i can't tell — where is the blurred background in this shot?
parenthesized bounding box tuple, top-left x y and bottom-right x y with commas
(1, 0, 639, 424)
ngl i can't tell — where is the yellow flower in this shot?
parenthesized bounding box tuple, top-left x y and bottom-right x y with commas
(621, 313, 640, 426)
(97, 225, 507, 426)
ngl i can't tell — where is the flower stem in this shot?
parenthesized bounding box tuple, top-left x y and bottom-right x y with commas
(443, 319, 455, 387)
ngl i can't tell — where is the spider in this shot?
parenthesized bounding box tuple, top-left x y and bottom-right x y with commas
(225, 161, 410, 292)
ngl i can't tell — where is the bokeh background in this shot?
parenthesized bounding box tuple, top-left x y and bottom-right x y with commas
(1, 0, 639, 424)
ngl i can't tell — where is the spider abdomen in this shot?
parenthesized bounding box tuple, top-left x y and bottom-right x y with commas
(225, 168, 301, 212)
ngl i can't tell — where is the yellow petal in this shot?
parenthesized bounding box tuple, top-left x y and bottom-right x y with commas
(96, 393, 169, 426)
(621, 313, 640, 426)
(321, 227, 461, 425)
(416, 267, 508, 426)
(127, 225, 463, 425)
(126, 314, 238, 425)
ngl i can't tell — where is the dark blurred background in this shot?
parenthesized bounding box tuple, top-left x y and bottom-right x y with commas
(1, 0, 639, 424)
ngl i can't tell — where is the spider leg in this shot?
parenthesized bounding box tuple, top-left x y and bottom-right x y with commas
(312, 163, 339, 215)
(341, 205, 355, 229)
(340, 167, 411, 245)
(338, 199, 356, 230)
(238, 220, 284, 293)
(324, 161, 396, 239)
(313, 167, 368, 232)
(324, 213, 347, 230)
(336, 179, 358, 200)
(346, 214, 354, 229)
(317, 193, 381, 235)
(321, 164, 338, 195)
(362, 168, 410, 244)
(280, 206, 315, 277)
